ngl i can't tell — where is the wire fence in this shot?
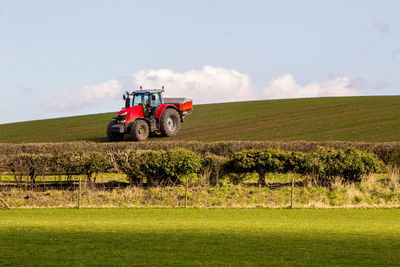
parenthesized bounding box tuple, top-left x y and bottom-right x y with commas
(2, 170, 399, 209)
(0, 173, 298, 209)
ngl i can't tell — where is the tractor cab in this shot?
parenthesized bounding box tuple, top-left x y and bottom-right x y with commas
(123, 89, 164, 117)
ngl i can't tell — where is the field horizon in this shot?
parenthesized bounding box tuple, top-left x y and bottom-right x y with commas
(1, 96, 400, 143)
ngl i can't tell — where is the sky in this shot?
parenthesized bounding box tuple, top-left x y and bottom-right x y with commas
(1, 0, 399, 124)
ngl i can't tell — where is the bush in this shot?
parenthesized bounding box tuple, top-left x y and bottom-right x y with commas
(230, 150, 286, 185)
(229, 148, 385, 186)
(200, 154, 228, 186)
(388, 150, 400, 167)
(282, 151, 313, 174)
(122, 149, 201, 186)
(7, 153, 52, 184)
(311, 147, 385, 185)
(50, 152, 111, 182)
(6, 152, 111, 183)
(78, 152, 111, 182)
(50, 152, 82, 180)
(113, 151, 141, 185)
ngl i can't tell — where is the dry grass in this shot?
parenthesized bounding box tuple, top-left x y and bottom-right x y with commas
(2, 173, 400, 209)
(389, 167, 399, 190)
(360, 173, 378, 192)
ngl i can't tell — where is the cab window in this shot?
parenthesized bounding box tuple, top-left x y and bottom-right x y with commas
(133, 93, 149, 106)
(150, 93, 161, 107)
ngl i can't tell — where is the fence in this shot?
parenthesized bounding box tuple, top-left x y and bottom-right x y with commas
(0, 172, 301, 209)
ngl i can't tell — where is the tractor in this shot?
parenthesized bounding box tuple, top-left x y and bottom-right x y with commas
(107, 87, 193, 141)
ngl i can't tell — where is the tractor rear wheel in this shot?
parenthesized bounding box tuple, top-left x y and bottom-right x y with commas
(131, 120, 150, 141)
(160, 108, 181, 137)
(107, 120, 124, 142)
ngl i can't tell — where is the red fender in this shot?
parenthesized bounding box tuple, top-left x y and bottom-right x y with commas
(155, 104, 179, 119)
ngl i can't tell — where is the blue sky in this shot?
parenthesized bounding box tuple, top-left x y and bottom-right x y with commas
(1, 0, 399, 124)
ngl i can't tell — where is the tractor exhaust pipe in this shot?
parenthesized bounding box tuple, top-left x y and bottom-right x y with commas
(123, 91, 131, 108)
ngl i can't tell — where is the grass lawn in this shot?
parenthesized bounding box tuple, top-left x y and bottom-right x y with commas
(0, 209, 399, 266)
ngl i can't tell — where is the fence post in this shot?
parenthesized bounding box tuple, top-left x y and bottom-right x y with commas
(185, 176, 188, 208)
(290, 174, 294, 209)
(78, 176, 82, 209)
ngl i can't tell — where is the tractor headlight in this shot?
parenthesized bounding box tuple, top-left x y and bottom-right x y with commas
(117, 112, 127, 123)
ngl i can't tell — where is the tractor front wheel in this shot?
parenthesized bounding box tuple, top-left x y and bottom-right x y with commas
(131, 120, 150, 141)
(160, 108, 181, 137)
(107, 120, 124, 142)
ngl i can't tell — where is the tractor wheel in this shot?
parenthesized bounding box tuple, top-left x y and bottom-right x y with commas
(131, 120, 149, 141)
(160, 108, 181, 137)
(107, 120, 124, 142)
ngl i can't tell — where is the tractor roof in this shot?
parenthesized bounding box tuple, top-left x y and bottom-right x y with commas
(132, 89, 165, 94)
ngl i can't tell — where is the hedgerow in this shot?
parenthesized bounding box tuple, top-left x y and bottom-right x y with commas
(6, 152, 111, 184)
(1, 141, 400, 165)
(0, 141, 400, 165)
(0, 146, 387, 187)
(228, 148, 384, 185)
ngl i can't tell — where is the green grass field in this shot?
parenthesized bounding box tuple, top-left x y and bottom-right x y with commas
(0, 209, 399, 266)
(1, 96, 400, 143)
(1, 97, 400, 266)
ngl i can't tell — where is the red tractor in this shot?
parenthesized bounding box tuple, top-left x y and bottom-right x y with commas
(107, 87, 193, 141)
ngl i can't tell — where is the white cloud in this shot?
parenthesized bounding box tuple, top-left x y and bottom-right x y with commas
(126, 66, 258, 104)
(42, 79, 122, 111)
(42, 66, 363, 112)
(261, 74, 359, 100)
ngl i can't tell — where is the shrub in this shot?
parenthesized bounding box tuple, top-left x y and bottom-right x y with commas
(229, 148, 385, 186)
(164, 149, 202, 179)
(133, 150, 165, 185)
(78, 152, 111, 182)
(113, 151, 142, 185)
(50, 152, 111, 182)
(389, 150, 400, 167)
(200, 154, 228, 186)
(311, 147, 385, 185)
(230, 150, 286, 185)
(7, 153, 52, 184)
(123, 149, 201, 186)
(50, 152, 83, 180)
(282, 151, 313, 174)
